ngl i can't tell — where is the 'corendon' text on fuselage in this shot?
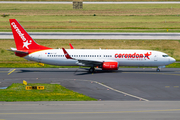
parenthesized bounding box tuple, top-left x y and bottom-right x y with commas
(115, 52, 152, 59)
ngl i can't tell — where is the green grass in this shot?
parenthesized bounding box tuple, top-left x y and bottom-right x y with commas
(2, 15, 180, 29)
(166, 63, 180, 68)
(0, 63, 79, 68)
(1, 29, 180, 33)
(0, 83, 97, 101)
(0, 4, 180, 32)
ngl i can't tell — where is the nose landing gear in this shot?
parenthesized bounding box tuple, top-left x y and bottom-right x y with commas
(156, 68, 160, 72)
(156, 66, 165, 72)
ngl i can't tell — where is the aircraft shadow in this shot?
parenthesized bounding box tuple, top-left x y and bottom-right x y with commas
(18, 69, 176, 76)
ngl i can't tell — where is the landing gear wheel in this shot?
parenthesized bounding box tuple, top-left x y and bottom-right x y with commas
(156, 68, 160, 72)
(89, 67, 95, 73)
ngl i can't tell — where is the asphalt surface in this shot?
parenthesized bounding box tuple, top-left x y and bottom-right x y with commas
(1, 68, 180, 101)
(1, 68, 180, 120)
(1, 32, 180, 40)
(1, 101, 180, 120)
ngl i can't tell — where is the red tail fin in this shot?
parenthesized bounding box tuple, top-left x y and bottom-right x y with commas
(9, 19, 51, 51)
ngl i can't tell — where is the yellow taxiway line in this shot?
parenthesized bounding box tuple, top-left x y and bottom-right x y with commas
(7, 69, 16, 75)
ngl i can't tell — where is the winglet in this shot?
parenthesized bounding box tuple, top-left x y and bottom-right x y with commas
(69, 43, 75, 49)
(62, 48, 72, 59)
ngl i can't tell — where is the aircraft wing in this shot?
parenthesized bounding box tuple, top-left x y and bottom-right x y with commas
(62, 48, 103, 66)
(76, 59, 103, 66)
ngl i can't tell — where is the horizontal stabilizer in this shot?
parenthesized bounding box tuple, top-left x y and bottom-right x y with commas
(7, 48, 29, 54)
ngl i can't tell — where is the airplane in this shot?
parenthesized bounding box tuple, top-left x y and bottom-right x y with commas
(9, 19, 176, 72)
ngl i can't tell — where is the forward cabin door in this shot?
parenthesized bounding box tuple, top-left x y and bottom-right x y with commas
(38, 54, 42, 62)
(154, 55, 158, 61)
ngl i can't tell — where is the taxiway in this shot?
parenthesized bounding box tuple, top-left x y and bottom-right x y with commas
(1, 101, 180, 120)
(1, 68, 180, 101)
(1, 68, 180, 120)
(1, 32, 180, 40)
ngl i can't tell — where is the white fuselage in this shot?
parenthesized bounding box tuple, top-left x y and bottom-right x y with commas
(24, 49, 175, 68)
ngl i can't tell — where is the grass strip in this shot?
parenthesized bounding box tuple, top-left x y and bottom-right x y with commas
(0, 63, 79, 68)
(1, 29, 180, 32)
(1, 4, 180, 32)
(1, 15, 180, 30)
(0, 83, 97, 101)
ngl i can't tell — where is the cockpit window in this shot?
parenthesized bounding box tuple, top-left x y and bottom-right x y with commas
(162, 55, 169, 57)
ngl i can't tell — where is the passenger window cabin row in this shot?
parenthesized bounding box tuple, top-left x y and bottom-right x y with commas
(47, 55, 112, 58)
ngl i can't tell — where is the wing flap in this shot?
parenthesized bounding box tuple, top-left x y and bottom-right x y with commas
(78, 59, 103, 65)
(76, 59, 103, 67)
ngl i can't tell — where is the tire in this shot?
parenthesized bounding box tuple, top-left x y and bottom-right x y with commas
(156, 68, 160, 72)
(89, 67, 94, 73)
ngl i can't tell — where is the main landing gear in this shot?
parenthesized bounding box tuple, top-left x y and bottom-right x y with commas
(89, 67, 95, 73)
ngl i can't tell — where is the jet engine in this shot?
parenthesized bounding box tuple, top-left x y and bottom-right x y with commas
(102, 62, 119, 70)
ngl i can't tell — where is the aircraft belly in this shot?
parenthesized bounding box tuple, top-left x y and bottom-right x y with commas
(42, 59, 77, 66)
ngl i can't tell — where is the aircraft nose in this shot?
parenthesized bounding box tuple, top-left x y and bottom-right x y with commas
(170, 57, 176, 63)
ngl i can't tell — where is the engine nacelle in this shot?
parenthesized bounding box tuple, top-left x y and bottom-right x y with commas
(102, 62, 119, 70)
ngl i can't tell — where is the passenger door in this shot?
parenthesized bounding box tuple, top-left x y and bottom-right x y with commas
(38, 54, 42, 62)
(154, 55, 158, 61)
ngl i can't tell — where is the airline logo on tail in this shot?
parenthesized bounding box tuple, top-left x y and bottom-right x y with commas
(11, 22, 32, 49)
(23, 40, 32, 49)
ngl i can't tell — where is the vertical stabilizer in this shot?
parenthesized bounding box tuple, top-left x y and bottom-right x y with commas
(9, 19, 51, 51)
